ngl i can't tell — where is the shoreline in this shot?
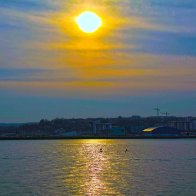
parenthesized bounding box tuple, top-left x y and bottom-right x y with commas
(0, 136, 196, 140)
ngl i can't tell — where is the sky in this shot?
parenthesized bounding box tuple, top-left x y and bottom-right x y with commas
(0, 0, 196, 122)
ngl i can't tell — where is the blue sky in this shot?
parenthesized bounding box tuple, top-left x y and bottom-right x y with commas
(0, 0, 196, 122)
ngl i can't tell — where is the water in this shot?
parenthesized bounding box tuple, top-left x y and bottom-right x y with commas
(0, 139, 196, 196)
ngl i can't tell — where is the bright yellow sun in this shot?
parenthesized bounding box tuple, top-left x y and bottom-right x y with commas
(75, 11, 102, 33)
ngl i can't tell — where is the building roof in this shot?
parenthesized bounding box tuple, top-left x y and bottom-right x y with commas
(143, 126, 181, 134)
(143, 127, 160, 132)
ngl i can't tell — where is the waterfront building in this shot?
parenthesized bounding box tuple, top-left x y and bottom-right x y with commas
(109, 126, 126, 137)
(62, 131, 78, 137)
(91, 120, 113, 135)
(143, 126, 182, 137)
(168, 118, 196, 131)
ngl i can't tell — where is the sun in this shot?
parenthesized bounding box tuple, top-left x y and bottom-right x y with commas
(75, 11, 102, 34)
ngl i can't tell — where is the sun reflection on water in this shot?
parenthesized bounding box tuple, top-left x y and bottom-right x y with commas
(84, 144, 105, 195)
(61, 139, 121, 195)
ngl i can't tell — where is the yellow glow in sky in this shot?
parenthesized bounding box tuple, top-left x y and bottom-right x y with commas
(75, 11, 102, 33)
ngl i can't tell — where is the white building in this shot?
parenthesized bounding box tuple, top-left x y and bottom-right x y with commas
(168, 118, 196, 131)
(91, 121, 112, 135)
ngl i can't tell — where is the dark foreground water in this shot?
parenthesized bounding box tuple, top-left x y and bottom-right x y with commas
(0, 139, 196, 196)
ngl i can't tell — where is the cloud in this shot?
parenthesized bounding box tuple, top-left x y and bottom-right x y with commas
(0, 54, 196, 99)
(0, 68, 52, 82)
(0, 0, 54, 11)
